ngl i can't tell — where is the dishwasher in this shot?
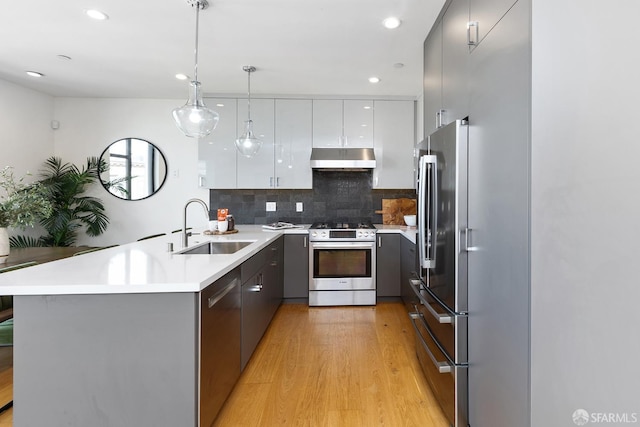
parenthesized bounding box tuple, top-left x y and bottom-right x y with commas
(200, 267, 241, 427)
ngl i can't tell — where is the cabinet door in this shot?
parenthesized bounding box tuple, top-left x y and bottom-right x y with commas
(373, 100, 415, 189)
(400, 233, 418, 311)
(469, 0, 519, 47)
(423, 20, 443, 137)
(198, 98, 237, 188)
(343, 100, 374, 148)
(275, 100, 312, 189)
(442, 0, 470, 125)
(241, 271, 269, 370)
(376, 234, 401, 297)
(283, 234, 309, 299)
(236, 98, 275, 189)
(312, 99, 343, 147)
(467, 1, 529, 426)
(263, 237, 284, 320)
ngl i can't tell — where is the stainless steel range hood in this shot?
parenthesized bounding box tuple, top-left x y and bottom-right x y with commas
(309, 148, 376, 169)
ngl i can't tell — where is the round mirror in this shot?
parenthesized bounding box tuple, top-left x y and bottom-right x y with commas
(99, 138, 168, 201)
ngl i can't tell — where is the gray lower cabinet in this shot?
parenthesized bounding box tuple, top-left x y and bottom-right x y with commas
(400, 232, 418, 311)
(283, 234, 309, 299)
(241, 236, 284, 370)
(376, 234, 401, 297)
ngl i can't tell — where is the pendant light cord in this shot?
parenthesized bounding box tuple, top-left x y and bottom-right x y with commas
(193, 2, 201, 82)
(247, 68, 252, 121)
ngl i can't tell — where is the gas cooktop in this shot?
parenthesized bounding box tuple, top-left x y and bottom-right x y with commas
(309, 221, 376, 241)
(309, 221, 376, 230)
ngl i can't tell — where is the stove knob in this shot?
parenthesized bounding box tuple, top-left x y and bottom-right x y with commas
(311, 232, 317, 238)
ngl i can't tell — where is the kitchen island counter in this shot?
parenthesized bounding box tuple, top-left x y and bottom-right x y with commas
(0, 225, 294, 296)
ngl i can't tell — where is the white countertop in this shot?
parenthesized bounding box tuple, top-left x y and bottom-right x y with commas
(0, 225, 289, 296)
(0, 224, 414, 296)
(375, 224, 417, 243)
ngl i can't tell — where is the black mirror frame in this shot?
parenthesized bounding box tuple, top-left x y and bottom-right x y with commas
(99, 137, 168, 201)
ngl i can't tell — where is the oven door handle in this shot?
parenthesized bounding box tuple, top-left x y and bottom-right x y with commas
(309, 242, 375, 250)
(409, 279, 453, 324)
(409, 312, 452, 374)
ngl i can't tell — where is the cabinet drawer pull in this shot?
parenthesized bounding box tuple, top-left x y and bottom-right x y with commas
(208, 278, 239, 308)
(248, 284, 263, 292)
(409, 279, 453, 324)
(409, 313, 452, 374)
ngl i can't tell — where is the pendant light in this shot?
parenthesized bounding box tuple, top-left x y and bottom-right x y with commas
(172, 0, 219, 138)
(235, 66, 262, 157)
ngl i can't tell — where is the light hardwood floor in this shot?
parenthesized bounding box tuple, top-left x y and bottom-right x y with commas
(214, 302, 448, 426)
(0, 302, 448, 426)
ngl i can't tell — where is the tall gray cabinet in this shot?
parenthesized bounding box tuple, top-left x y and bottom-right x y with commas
(424, 0, 640, 426)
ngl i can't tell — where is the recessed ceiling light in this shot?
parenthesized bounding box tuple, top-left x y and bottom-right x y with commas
(57, 55, 72, 61)
(369, 77, 380, 83)
(383, 17, 401, 29)
(175, 73, 189, 80)
(85, 9, 109, 20)
(393, 62, 405, 68)
(26, 71, 44, 78)
(363, 106, 371, 110)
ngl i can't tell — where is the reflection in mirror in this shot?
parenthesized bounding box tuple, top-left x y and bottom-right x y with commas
(99, 138, 167, 201)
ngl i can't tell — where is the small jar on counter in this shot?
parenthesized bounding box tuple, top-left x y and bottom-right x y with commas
(227, 214, 235, 231)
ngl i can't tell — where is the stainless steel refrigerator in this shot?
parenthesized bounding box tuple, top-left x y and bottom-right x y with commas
(409, 119, 469, 427)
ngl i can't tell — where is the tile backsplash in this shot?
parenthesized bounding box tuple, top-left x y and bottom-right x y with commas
(209, 170, 415, 225)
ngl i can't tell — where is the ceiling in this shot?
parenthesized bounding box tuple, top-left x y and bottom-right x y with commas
(0, 0, 444, 100)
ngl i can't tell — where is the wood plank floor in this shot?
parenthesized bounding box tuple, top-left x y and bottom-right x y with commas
(0, 302, 448, 426)
(213, 302, 448, 426)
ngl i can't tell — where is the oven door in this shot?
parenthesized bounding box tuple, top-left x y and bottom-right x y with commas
(309, 241, 375, 291)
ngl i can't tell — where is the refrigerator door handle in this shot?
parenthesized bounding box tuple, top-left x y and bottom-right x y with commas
(409, 312, 453, 374)
(462, 228, 479, 252)
(418, 154, 438, 269)
(410, 279, 454, 324)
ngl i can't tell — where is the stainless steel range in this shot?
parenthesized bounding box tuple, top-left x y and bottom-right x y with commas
(308, 221, 377, 306)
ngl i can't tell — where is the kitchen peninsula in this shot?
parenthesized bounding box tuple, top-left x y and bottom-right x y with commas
(0, 226, 295, 427)
(0, 224, 414, 427)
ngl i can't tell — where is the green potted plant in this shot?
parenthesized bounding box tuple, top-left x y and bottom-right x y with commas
(10, 157, 110, 248)
(0, 167, 53, 263)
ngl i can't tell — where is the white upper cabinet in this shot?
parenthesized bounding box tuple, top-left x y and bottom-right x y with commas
(312, 100, 343, 148)
(274, 99, 312, 189)
(372, 100, 415, 189)
(469, 0, 519, 48)
(198, 98, 238, 189)
(199, 96, 410, 189)
(312, 99, 374, 148)
(343, 100, 374, 148)
(236, 98, 275, 189)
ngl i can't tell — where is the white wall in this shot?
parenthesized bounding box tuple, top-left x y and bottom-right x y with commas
(531, 0, 640, 423)
(0, 79, 54, 177)
(0, 79, 55, 239)
(53, 98, 209, 246)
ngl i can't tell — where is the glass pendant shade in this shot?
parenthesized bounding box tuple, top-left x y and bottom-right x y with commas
(173, 0, 218, 139)
(235, 120, 262, 157)
(173, 81, 219, 138)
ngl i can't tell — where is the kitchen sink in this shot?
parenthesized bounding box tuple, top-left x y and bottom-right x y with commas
(177, 241, 254, 255)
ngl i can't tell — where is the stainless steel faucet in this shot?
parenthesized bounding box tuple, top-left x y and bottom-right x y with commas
(182, 198, 210, 247)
